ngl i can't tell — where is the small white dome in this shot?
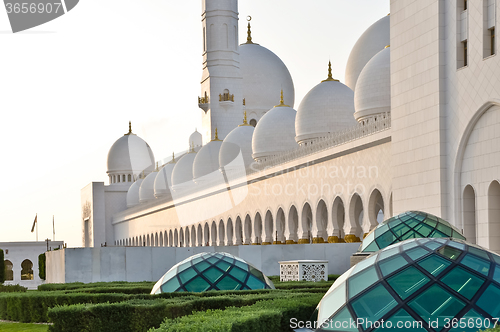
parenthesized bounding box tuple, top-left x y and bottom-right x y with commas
(107, 124, 155, 176)
(139, 171, 157, 203)
(193, 140, 223, 181)
(354, 47, 391, 122)
(295, 65, 356, 145)
(252, 95, 297, 161)
(345, 15, 390, 91)
(126, 178, 144, 208)
(189, 130, 203, 148)
(220, 121, 255, 170)
(154, 161, 176, 199)
(171, 152, 197, 188)
(240, 43, 294, 117)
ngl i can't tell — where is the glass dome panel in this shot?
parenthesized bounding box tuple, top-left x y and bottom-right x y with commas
(151, 252, 274, 294)
(373, 309, 427, 332)
(359, 211, 466, 253)
(387, 266, 430, 300)
(317, 235, 500, 332)
(417, 254, 451, 276)
(440, 266, 484, 300)
(476, 283, 500, 317)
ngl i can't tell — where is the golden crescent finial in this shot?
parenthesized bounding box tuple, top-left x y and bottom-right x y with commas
(247, 15, 252, 21)
(125, 121, 133, 135)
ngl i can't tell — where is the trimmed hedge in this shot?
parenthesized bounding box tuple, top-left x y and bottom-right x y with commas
(47, 292, 309, 332)
(0, 249, 4, 284)
(150, 293, 323, 332)
(38, 281, 155, 292)
(0, 285, 27, 293)
(38, 253, 46, 280)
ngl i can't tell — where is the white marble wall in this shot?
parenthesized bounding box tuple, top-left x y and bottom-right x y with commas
(45, 243, 359, 284)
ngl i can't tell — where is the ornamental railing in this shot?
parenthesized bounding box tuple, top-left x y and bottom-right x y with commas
(248, 113, 391, 174)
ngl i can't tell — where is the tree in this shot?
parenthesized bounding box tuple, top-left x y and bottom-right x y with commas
(38, 253, 46, 280)
(0, 249, 5, 284)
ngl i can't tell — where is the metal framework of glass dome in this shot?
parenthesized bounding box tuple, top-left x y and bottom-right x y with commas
(151, 252, 275, 294)
(359, 211, 466, 253)
(317, 238, 500, 332)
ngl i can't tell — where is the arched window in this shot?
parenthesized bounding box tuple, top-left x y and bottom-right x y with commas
(21, 259, 33, 280)
(4, 260, 13, 281)
(128, 174, 131, 182)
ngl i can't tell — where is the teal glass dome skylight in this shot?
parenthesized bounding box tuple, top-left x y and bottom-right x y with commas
(316, 238, 500, 332)
(151, 252, 275, 294)
(359, 211, 465, 253)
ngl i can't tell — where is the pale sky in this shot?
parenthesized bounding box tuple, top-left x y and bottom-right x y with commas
(0, 0, 389, 247)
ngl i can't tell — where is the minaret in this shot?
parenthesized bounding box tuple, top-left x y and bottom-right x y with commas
(199, 0, 243, 143)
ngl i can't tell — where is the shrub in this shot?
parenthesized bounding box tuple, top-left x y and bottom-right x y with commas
(38, 281, 155, 292)
(0, 249, 4, 284)
(150, 293, 323, 332)
(47, 292, 315, 332)
(0, 284, 27, 293)
(38, 253, 46, 280)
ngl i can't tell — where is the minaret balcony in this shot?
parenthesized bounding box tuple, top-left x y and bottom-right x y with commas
(198, 96, 209, 113)
(219, 93, 234, 109)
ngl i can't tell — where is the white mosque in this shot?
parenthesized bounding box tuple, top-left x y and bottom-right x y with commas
(81, 0, 500, 254)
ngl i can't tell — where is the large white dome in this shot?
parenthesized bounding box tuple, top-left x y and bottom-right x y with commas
(193, 139, 223, 182)
(295, 64, 356, 145)
(220, 119, 255, 170)
(240, 43, 294, 120)
(107, 125, 155, 176)
(154, 161, 176, 199)
(126, 178, 144, 208)
(171, 152, 197, 188)
(252, 94, 297, 161)
(354, 47, 391, 122)
(345, 15, 390, 91)
(139, 171, 157, 203)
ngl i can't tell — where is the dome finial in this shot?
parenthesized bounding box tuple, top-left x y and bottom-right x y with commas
(155, 161, 159, 171)
(276, 89, 290, 107)
(172, 151, 175, 162)
(125, 121, 133, 135)
(322, 61, 339, 82)
(246, 16, 253, 44)
(213, 127, 221, 141)
(239, 110, 250, 126)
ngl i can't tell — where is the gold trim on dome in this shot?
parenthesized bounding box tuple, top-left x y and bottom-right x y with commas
(321, 61, 339, 82)
(275, 90, 290, 107)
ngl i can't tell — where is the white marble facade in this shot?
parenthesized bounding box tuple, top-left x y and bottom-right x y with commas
(81, 0, 500, 258)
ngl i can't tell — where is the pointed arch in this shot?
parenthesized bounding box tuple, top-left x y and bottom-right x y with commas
(463, 185, 477, 244)
(330, 197, 345, 242)
(367, 188, 384, 232)
(299, 202, 313, 244)
(218, 220, 225, 246)
(314, 200, 328, 243)
(204, 222, 210, 246)
(191, 225, 196, 247)
(226, 218, 234, 246)
(286, 205, 298, 244)
(4, 260, 13, 281)
(488, 181, 500, 251)
(275, 208, 285, 244)
(253, 212, 262, 244)
(184, 226, 190, 247)
(263, 210, 273, 244)
(168, 230, 173, 247)
(173, 229, 179, 247)
(235, 216, 243, 245)
(197, 224, 203, 246)
(244, 214, 252, 245)
(347, 193, 363, 242)
(211, 221, 217, 246)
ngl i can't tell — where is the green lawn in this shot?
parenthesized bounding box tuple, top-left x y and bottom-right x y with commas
(0, 322, 49, 331)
